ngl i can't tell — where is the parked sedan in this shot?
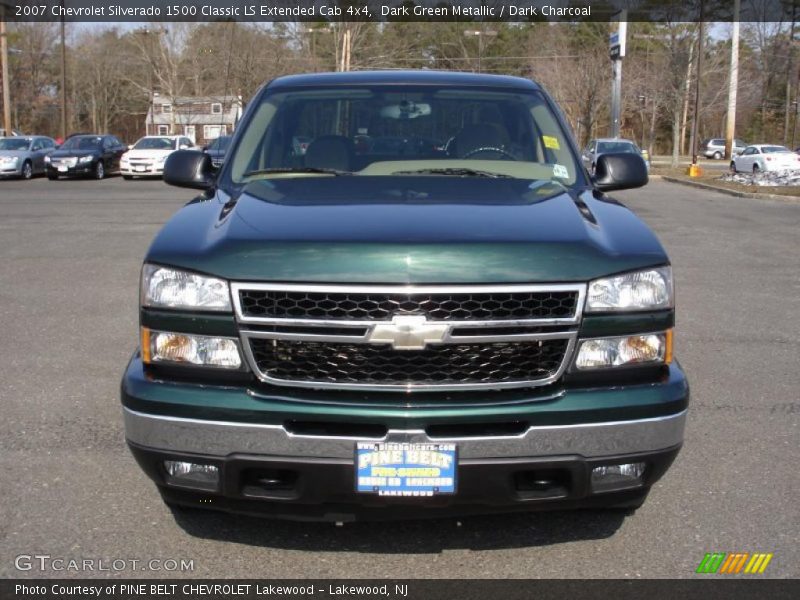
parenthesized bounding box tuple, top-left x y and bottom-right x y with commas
(730, 144, 800, 173)
(582, 138, 650, 174)
(701, 138, 747, 159)
(0, 136, 57, 179)
(203, 135, 231, 168)
(121, 135, 194, 179)
(45, 134, 127, 180)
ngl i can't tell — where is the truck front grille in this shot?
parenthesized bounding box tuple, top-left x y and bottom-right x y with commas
(232, 283, 584, 391)
(238, 289, 579, 321)
(248, 339, 570, 388)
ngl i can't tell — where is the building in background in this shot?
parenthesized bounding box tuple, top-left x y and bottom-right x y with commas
(144, 94, 242, 147)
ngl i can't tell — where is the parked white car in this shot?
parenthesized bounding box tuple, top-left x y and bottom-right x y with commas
(121, 135, 194, 179)
(731, 144, 800, 173)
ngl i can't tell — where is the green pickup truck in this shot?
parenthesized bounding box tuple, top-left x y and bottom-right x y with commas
(122, 71, 688, 520)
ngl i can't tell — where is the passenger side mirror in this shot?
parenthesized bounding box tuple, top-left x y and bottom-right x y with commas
(164, 150, 216, 190)
(593, 153, 648, 192)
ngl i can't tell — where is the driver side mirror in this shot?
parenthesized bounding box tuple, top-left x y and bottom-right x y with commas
(164, 150, 216, 190)
(593, 153, 648, 192)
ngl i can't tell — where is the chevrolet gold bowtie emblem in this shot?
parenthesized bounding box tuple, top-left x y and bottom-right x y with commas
(367, 315, 449, 350)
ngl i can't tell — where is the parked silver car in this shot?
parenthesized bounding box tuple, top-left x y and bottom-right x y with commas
(701, 138, 747, 159)
(581, 138, 650, 174)
(0, 136, 58, 179)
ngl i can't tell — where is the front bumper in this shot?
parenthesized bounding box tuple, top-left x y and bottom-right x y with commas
(121, 356, 688, 519)
(0, 163, 22, 176)
(47, 164, 93, 177)
(121, 164, 164, 176)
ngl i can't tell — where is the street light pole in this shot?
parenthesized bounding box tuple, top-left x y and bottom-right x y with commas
(609, 11, 627, 138)
(689, 1, 705, 174)
(1, 6, 12, 136)
(464, 29, 497, 73)
(59, 4, 67, 140)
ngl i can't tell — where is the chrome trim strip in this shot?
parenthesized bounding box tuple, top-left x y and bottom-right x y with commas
(123, 408, 687, 460)
(230, 282, 586, 326)
(239, 332, 577, 392)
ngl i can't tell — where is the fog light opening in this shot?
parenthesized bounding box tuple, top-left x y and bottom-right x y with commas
(591, 462, 646, 493)
(163, 460, 219, 491)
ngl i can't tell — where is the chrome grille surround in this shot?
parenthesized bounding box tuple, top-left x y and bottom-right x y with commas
(232, 283, 585, 392)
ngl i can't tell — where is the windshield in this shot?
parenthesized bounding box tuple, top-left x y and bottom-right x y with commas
(0, 138, 31, 151)
(597, 141, 639, 154)
(134, 137, 175, 150)
(61, 136, 101, 151)
(225, 86, 581, 186)
(208, 136, 231, 151)
(762, 146, 790, 153)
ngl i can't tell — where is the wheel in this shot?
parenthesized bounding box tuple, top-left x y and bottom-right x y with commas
(94, 161, 105, 180)
(122, 175, 133, 180)
(713, 151, 722, 160)
(730, 162, 737, 173)
(47, 173, 58, 180)
(20, 161, 33, 180)
(753, 164, 760, 174)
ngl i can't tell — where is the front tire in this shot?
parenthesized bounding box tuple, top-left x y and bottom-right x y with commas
(94, 161, 105, 180)
(730, 162, 737, 173)
(713, 151, 722, 160)
(21, 161, 33, 180)
(753, 164, 760, 174)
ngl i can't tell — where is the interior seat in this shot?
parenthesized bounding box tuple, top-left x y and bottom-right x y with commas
(304, 135, 355, 171)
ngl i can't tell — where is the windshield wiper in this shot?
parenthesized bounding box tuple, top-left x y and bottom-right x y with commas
(243, 167, 350, 178)
(391, 167, 511, 178)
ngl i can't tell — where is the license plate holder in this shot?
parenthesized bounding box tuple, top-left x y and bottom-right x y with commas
(57, 166, 68, 172)
(355, 442, 457, 497)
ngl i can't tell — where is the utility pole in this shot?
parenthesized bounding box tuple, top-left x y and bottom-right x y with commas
(338, 26, 351, 72)
(688, 0, 705, 175)
(59, 4, 67, 140)
(784, 1, 797, 146)
(609, 11, 627, 138)
(725, 0, 740, 159)
(0, 6, 11, 136)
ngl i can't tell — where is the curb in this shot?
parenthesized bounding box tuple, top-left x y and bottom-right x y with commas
(658, 175, 800, 203)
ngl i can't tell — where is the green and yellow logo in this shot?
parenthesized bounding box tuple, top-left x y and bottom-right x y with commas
(696, 552, 773, 574)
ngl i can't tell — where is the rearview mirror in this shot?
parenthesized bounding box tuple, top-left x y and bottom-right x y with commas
(593, 153, 648, 192)
(164, 150, 215, 190)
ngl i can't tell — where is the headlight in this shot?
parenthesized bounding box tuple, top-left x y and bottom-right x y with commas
(586, 267, 673, 312)
(141, 328, 242, 369)
(574, 331, 672, 370)
(141, 264, 231, 311)
(78, 155, 93, 163)
(0, 156, 18, 165)
(44, 155, 51, 163)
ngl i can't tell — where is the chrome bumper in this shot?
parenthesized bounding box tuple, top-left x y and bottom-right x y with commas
(123, 407, 686, 460)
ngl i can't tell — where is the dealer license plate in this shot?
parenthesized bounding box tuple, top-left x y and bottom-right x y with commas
(135, 166, 147, 172)
(57, 166, 68, 172)
(356, 442, 456, 497)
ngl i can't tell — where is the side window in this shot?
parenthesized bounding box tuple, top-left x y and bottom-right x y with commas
(32, 140, 43, 151)
(102, 137, 113, 150)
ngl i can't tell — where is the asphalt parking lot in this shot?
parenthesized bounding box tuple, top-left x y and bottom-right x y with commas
(0, 175, 798, 579)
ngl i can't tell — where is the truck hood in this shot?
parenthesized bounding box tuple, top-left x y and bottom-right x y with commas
(147, 177, 668, 283)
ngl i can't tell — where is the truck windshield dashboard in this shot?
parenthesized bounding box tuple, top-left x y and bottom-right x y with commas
(226, 86, 581, 187)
